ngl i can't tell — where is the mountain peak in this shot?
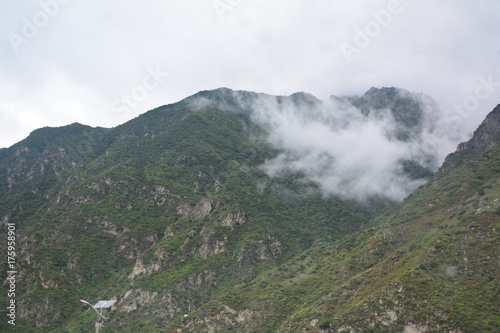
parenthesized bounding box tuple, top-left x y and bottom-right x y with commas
(1, 89, 499, 332)
(439, 104, 500, 174)
(459, 104, 500, 152)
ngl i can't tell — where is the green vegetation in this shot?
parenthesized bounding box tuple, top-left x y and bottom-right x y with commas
(0, 96, 371, 332)
(165, 144, 499, 332)
(0, 90, 498, 332)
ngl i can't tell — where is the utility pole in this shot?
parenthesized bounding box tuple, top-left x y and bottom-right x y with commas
(95, 315, 102, 333)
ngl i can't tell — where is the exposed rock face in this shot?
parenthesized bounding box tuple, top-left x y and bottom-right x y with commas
(176, 199, 214, 221)
(439, 104, 500, 174)
(121, 289, 160, 313)
(181, 305, 256, 333)
(460, 104, 500, 153)
(129, 259, 161, 279)
(220, 210, 246, 227)
(198, 230, 228, 259)
(193, 199, 213, 221)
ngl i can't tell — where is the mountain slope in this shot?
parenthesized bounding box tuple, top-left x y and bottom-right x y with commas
(168, 105, 500, 332)
(1, 89, 494, 332)
(439, 104, 500, 175)
(0, 90, 372, 332)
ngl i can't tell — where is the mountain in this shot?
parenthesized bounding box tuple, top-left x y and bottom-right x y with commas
(348, 87, 429, 140)
(438, 104, 500, 175)
(0, 88, 369, 332)
(165, 104, 500, 333)
(0, 88, 497, 332)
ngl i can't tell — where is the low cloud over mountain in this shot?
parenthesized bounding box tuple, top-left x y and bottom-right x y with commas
(191, 87, 461, 201)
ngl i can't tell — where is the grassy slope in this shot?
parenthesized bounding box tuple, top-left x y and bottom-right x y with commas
(2, 92, 494, 332)
(0, 105, 372, 332)
(168, 145, 499, 333)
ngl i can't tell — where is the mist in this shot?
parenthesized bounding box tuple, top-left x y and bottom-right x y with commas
(244, 90, 461, 202)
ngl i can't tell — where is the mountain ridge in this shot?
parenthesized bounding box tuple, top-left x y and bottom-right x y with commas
(166, 103, 500, 333)
(0, 88, 497, 332)
(438, 104, 500, 176)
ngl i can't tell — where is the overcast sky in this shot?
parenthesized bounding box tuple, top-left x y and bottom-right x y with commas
(0, 0, 499, 148)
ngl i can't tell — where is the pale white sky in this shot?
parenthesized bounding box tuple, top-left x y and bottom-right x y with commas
(1, 0, 499, 148)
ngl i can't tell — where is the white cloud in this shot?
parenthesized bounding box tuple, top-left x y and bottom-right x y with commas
(0, 0, 499, 148)
(249, 92, 443, 201)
